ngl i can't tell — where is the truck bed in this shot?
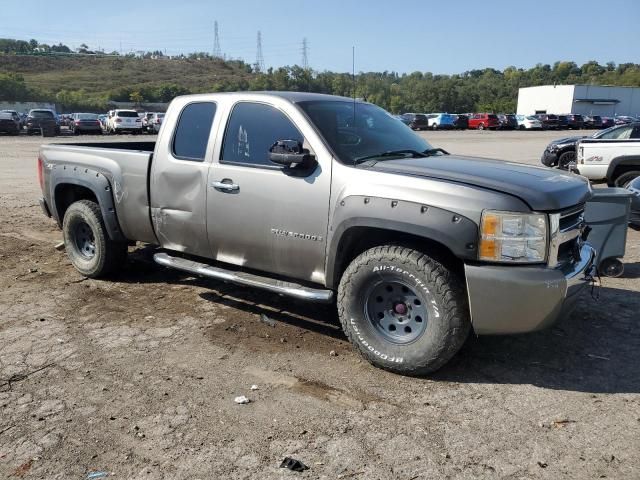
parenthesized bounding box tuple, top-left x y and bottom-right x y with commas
(39, 141, 157, 244)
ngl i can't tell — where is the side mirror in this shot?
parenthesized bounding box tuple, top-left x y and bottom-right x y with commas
(269, 139, 314, 168)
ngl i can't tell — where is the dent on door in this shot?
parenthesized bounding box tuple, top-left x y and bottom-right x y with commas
(151, 165, 210, 256)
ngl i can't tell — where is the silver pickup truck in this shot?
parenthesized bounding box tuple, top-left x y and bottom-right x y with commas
(38, 92, 596, 374)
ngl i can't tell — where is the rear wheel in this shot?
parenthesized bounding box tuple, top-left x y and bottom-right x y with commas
(62, 200, 127, 278)
(478, 123, 485, 130)
(613, 171, 640, 188)
(337, 246, 470, 375)
(431, 123, 438, 130)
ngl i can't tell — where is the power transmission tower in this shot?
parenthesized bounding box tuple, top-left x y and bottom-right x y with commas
(255, 30, 264, 72)
(301, 37, 309, 69)
(213, 21, 222, 58)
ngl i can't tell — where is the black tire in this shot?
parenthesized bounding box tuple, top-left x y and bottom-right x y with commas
(337, 245, 471, 375)
(431, 123, 438, 130)
(558, 150, 576, 170)
(613, 171, 640, 188)
(478, 123, 485, 130)
(62, 200, 127, 278)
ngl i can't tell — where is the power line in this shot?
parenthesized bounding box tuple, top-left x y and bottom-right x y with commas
(213, 21, 222, 58)
(255, 30, 264, 72)
(301, 37, 309, 69)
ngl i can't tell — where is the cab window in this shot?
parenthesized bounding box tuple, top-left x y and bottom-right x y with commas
(221, 102, 303, 168)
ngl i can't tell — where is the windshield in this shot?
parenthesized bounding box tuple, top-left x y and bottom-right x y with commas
(77, 113, 99, 120)
(30, 110, 54, 118)
(298, 101, 434, 165)
(117, 111, 139, 118)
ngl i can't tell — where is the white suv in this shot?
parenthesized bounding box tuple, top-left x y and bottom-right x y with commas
(107, 109, 142, 134)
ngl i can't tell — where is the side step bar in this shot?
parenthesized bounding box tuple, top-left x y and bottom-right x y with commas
(153, 252, 334, 303)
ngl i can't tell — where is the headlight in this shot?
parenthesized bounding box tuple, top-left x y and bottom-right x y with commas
(479, 211, 547, 263)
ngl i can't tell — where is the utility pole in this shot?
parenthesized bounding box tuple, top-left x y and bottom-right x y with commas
(213, 21, 222, 58)
(301, 37, 309, 69)
(255, 30, 264, 72)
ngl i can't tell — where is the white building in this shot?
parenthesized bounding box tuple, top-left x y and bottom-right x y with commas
(517, 85, 640, 117)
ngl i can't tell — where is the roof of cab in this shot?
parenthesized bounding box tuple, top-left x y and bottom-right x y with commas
(181, 91, 359, 104)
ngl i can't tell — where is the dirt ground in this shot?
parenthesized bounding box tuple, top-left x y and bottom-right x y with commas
(0, 130, 639, 479)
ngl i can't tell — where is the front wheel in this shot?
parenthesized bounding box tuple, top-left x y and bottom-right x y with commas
(478, 123, 485, 130)
(337, 246, 470, 375)
(62, 200, 127, 278)
(558, 150, 576, 170)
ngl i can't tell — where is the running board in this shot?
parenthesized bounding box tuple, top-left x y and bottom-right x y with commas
(153, 252, 333, 302)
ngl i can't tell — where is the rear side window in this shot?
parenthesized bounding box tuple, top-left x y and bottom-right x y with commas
(221, 102, 303, 168)
(172, 102, 217, 161)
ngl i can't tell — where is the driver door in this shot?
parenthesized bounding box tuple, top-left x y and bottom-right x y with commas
(206, 100, 332, 284)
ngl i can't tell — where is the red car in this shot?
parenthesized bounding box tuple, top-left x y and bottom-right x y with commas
(468, 113, 500, 130)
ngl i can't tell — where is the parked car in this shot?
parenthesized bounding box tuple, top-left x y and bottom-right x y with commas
(399, 113, 429, 130)
(69, 113, 103, 135)
(106, 109, 143, 134)
(149, 112, 165, 133)
(541, 122, 640, 169)
(614, 115, 636, 125)
(557, 115, 569, 129)
(583, 115, 603, 129)
(25, 109, 59, 136)
(453, 114, 468, 130)
(575, 123, 640, 186)
(0, 111, 21, 135)
(627, 176, 640, 229)
(534, 114, 559, 130)
(141, 112, 155, 132)
(468, 113, 499, 130)
(601, 117, 615, 129)
(498, 114, 518, 130)
(516, 115, 542, 130)
(426, 113, 456, 130)
(1, 110, 24, 129)
(565, 114, 584, 130)
(36, 91, 595, 375)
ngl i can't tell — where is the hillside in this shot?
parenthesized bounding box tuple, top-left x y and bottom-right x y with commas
(2, 51, 640, 113)
(0, 54, 252, 96)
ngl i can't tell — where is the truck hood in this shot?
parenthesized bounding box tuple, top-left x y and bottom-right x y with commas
(362, 155, 591, 211)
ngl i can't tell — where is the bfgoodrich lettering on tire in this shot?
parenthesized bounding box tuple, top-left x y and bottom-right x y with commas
(337, 245, 470, 375)
(62, 200, 127, 278)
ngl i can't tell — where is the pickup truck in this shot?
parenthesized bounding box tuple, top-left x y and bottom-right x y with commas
(575, 122, 640, 187)
(37, 92, 596, 375)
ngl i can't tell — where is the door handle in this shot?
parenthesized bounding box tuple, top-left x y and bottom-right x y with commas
(211, 180, 239, 192)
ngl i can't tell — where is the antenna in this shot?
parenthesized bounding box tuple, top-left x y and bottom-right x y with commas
(255, 31, 264, 72)
(352, 46, 356, 141)
(301, 38, 309, 69)
(213, 21, 222, 58)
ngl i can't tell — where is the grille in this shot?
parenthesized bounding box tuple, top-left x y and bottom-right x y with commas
(549, 204, 585, 268)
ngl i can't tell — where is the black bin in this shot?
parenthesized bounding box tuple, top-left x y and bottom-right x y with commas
(584, 188, 632, 277)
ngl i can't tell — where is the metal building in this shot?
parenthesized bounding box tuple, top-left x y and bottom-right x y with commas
(517, 85, 640, 117)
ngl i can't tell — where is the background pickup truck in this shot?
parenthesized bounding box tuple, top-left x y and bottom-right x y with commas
(38, 92, 596, 375)
(575, 125, 640, 187)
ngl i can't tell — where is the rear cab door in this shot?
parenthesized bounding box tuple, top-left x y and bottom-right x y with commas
(150, 96, 222, 257)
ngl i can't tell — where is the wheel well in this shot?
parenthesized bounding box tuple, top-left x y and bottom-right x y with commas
(609, 164, 640, 185)
(54, 184, 98, 222)
(331, 226, 464, 288)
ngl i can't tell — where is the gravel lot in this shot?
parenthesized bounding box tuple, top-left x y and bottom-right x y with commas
(1, 130, 639, 479)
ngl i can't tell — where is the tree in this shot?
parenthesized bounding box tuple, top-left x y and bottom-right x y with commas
(129, 91, 144, 104)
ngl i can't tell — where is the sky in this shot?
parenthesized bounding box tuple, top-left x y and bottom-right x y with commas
(2, 0, 639, 74)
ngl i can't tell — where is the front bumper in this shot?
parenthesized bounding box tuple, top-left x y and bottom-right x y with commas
(464, 243, 596, 334)
(541, 149, 559, 166)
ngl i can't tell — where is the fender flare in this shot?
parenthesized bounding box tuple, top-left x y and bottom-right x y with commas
(324, 196, 479, 289)
(49, 164, 126, 241)
(606, 155, 640, 182)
